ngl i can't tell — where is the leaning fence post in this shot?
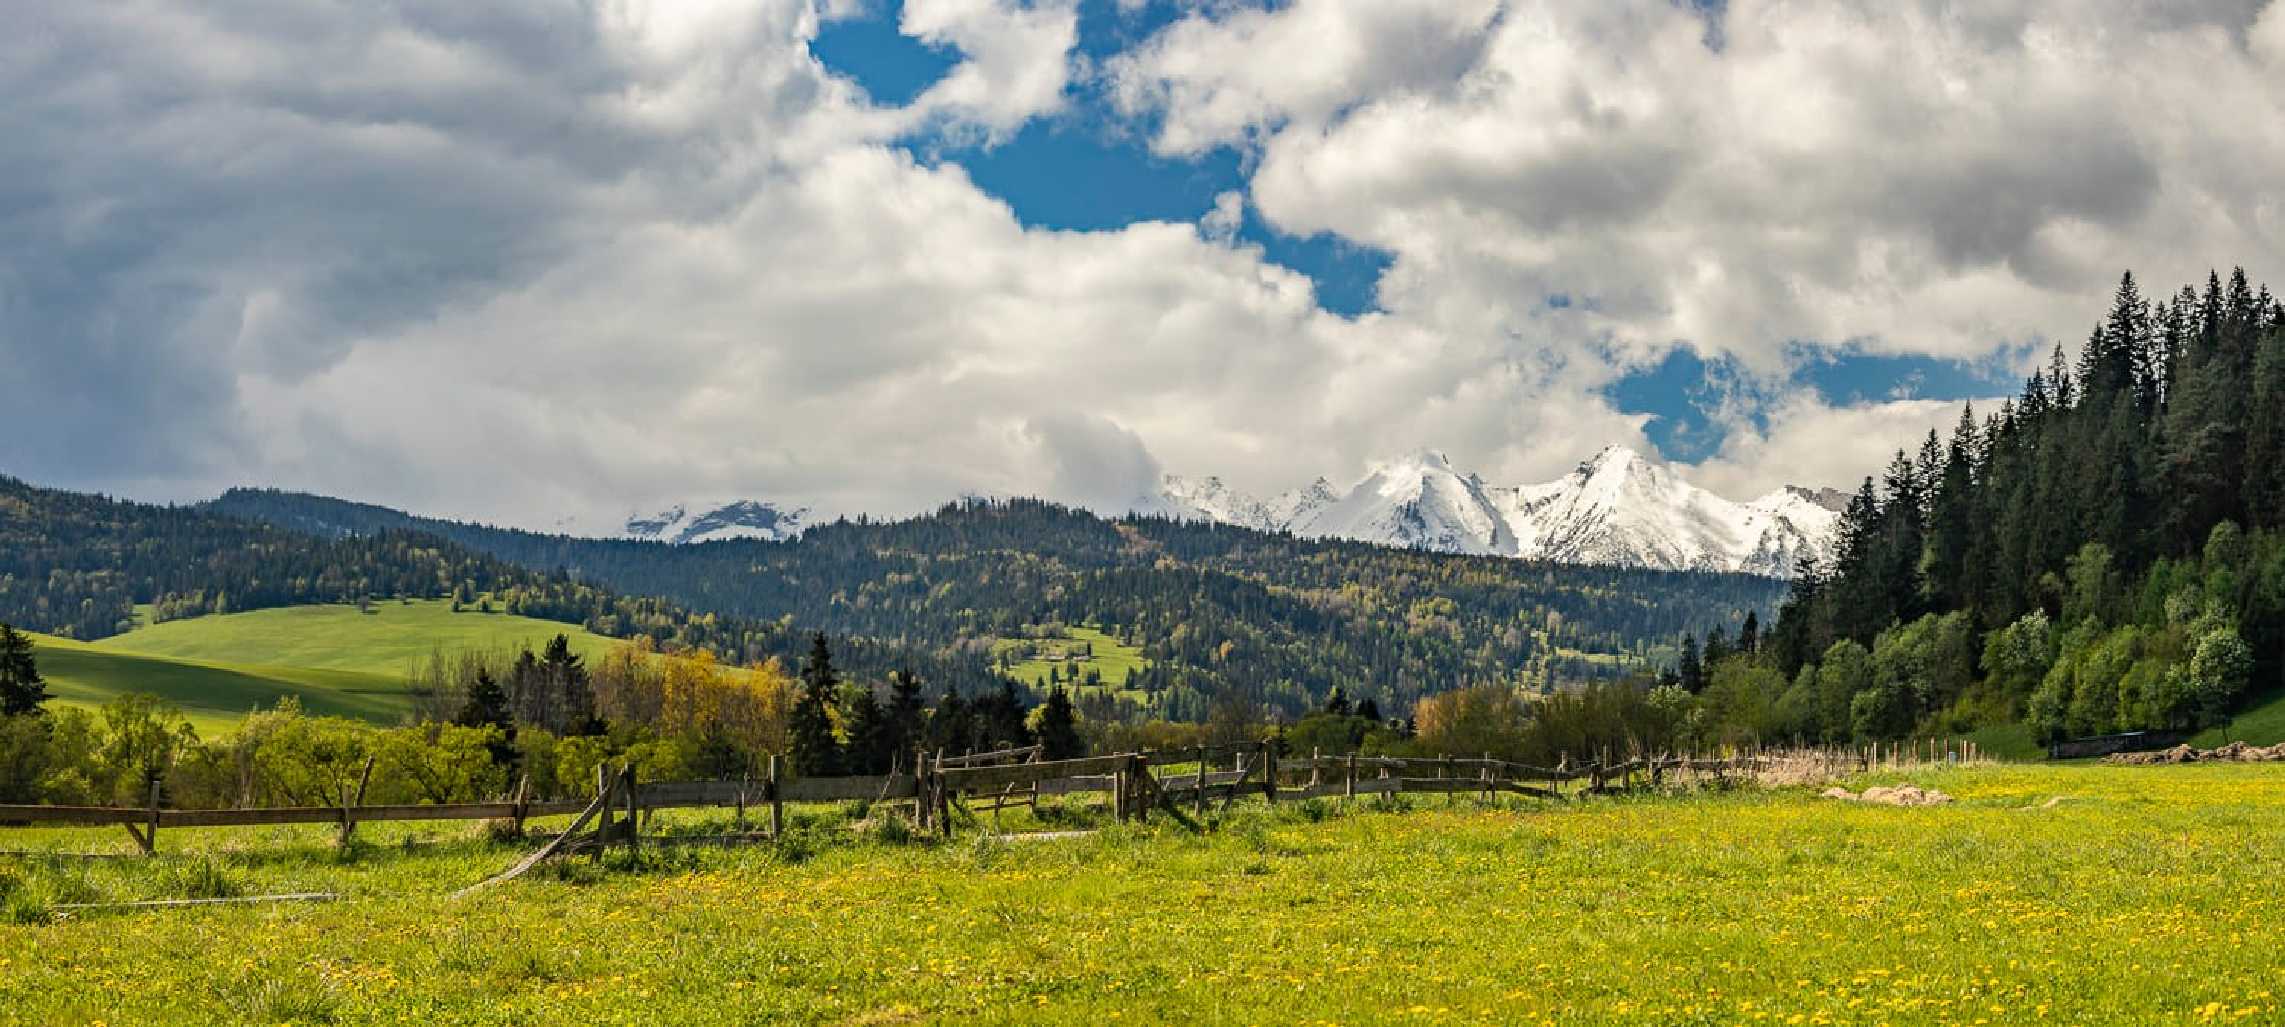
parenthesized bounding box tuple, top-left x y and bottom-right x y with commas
(768, 754, 785, 841)
(593, 762, 614, 862)
(511, 773, 531, 837)
(141, 777, 161, 857)
(339, 755, 375, 849)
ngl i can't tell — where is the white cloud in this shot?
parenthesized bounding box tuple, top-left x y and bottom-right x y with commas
(1117, 0, 2285, 374)
(896, 0, 1081, 143)
(1689, 394, 2004, 501)
(6, 0, 2284, 532)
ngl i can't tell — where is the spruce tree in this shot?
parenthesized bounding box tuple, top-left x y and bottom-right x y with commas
(453, 667, 518, 767)
(1677, 635, 1704, 694)
(790, 633, 844, 776)
(1036, 686, 1084, 759)
(542, 634, 597, 735)
(882, 670, 926, 770)
(0, 624, 48, 716)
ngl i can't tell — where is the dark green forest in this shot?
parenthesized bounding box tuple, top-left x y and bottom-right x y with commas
(0, 476, 982, 691)
(201, 490, 1784, 719)
(1665, 269, 2285, 746)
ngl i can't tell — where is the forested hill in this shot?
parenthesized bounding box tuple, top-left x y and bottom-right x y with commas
(0, 475, 977, 690)
(1766, 268, 2285, 743)
(207, 489, 1788, 718)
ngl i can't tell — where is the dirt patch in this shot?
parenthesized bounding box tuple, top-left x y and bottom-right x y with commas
(1821, 785, 1953, 807)
(2106, 741, 2285, 765)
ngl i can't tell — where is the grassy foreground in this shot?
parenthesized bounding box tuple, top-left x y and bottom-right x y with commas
(2, 763, 2281, 1023)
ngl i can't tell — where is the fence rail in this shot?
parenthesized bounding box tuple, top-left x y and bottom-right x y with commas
(0, 740, 1977, 859)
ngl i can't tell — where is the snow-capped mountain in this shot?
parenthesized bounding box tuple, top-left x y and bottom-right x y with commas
(614, 499, 807, 544)
(1156, 446, 1842, 577)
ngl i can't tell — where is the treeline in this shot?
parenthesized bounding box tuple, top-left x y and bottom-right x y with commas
(1752, 269, 2285, 743)
(207, 490, 1787, 719)
(0, 475, 994, 692)
(0, 629, 1087, 807)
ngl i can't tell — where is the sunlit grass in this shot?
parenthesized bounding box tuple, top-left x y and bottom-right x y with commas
(2, 763, 2280, 1022)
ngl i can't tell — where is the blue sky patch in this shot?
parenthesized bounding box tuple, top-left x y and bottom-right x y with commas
(808, 7, 959, 107)
(1605, 347, 2026, 461)
(811, 0, 1390, 318)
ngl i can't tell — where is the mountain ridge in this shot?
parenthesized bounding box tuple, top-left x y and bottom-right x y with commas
(1156, 445, 1842, 577)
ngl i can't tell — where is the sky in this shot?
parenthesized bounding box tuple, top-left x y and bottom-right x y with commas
(5, 0, 2285, 527)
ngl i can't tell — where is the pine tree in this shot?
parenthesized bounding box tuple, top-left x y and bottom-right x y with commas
(1324, 687, 1351, 716)
(1677, 634, 1705, 694)
(843, 686, 887, 775)
(0, 624, 48, 716)
(1738, 611, 1760, 655)
(882, 670, 926, 770)
(541, 634, 597, 736)
(925, 688, 973, 753)
(455, 667, 511, 730)
(453, 667, 518, 767)
(1036, 686, 1084, 759)
(790, 633, 844, 776)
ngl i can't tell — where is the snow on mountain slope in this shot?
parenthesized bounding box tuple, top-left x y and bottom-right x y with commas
(614, 499, 807, 544)
(1160, 475, 1282, 531)
(1152, 445, 1839, 576)
(1294, 449, 1515, 556)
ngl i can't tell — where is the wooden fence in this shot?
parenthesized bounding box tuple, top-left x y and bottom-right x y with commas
(0, 740, 1974, 859)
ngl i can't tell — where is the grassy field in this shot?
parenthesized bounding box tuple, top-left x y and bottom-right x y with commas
(2, 762, 2280, 1022)
(98, 600, 620, 679)
(26, 601, 625, 735)
(998, 626, 1149, 690)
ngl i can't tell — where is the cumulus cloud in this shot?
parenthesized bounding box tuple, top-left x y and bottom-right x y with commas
(1117, 0, 2285, 371)
(1689, 394, 2005, 501)
(5, 0, 2283, 531)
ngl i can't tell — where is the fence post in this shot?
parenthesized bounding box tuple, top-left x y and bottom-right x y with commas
(935, 748, 952, 836)
(1135, 752, 1151, 825)
(593, 762, 614, 862)
(768, 754, 785, 841)
(338, 755, 375, 849)
(1194, 746, 1208, 819)
(1345, 753, 1357, 800)
(141, 777, 161, 857)
(912, 748, 928, 832)
(622, 765, 640, 859)
(511, 773, 531, 837)
(1263, 739, 1278, 804)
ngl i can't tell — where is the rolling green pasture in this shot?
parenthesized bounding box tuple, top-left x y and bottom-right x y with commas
(25, 601, 624, 735)
(2, 763, 2280, 1022)
(98, 600, 619, 679)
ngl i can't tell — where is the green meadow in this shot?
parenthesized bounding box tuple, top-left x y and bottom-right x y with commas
(0, 763, 2280, 1022)
(26, 601, 624, 735)
(997, 626, 1149, 692)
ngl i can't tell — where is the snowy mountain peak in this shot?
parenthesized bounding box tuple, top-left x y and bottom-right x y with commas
(616, 499, 806, 544)
(1152, 446, 1840, 577)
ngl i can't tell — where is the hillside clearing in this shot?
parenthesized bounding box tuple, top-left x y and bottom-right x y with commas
(1, 763, 2279, 1022)
(24, 602, 626, 734)
(997, 625, 1149, 691)
(27, 633, 407, 736)
(97, 600, 619, 678)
